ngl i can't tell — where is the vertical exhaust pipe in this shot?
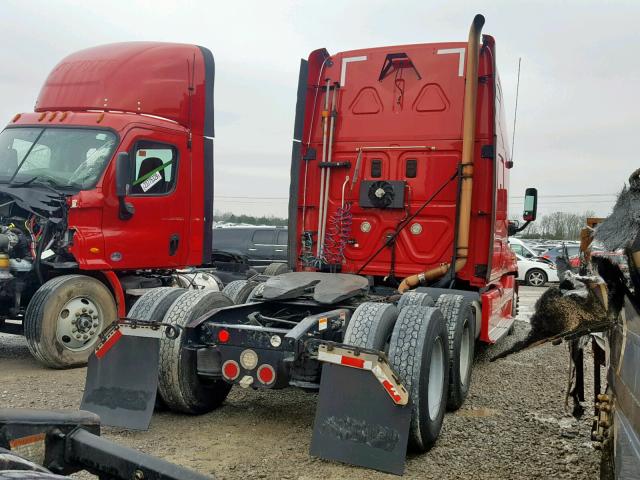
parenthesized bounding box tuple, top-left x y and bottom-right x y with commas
(398, 14, 485, 293)
(316, 80, 331, 256)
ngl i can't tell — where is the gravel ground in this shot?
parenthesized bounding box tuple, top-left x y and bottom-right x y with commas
(0, 285, 599, 479)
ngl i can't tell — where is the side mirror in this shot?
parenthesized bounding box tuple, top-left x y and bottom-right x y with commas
(115, 152, 135, 220)
(523, 187, 537, 222)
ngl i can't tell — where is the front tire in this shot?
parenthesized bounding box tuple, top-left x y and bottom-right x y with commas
(158, 290, 234, 414)
(24, 275, 117, 369)
(525, 269, 547, 287)
(388, 306, 449, 452)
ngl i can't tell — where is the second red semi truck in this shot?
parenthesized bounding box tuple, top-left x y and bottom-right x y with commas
(79, 14, 538, 474)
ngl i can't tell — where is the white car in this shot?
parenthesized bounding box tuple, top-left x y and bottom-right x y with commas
(516, 254, 559, 287)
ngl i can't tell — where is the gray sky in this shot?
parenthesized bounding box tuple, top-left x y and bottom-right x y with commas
(1, 0, 637, 218)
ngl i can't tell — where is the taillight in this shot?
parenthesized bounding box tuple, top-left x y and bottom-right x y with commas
(217, 329, 230, 343)
(222, 360, 240, 380)
(257, 364, 276, 385)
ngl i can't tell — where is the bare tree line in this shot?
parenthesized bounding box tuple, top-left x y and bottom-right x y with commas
(515, 210, 596, 240)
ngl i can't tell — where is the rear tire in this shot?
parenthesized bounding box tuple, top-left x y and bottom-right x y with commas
(343, 302, 399, 350)
(158, 290, 234, 414)
(128, 287, 186, 410)
(388, 305, 449, 452)
(24, 275, 117, 369)
(222, 280, 255, 304)
(128, 287, 185, 321)
(398, 291, 435, 310)
(247, 282, 266, 302)
(436, 294, 475, 410)
(263, 262, 289, 276)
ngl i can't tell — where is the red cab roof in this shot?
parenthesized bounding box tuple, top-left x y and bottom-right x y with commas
(35, 42, 214, 136)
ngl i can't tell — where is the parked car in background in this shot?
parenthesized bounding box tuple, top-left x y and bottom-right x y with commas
(212, 226, 288, 271)
(540, 244, 581, 264)
(516, 254, 559, 286)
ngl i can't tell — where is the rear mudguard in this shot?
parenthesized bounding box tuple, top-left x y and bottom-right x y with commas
(310, 343, 411, 476)
(81, 324, 164, 430)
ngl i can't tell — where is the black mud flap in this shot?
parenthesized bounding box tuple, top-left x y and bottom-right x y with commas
(310, 363, 411, 475)
(81, 335, 159, 431)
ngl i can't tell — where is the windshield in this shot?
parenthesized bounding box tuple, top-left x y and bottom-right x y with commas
(0, 127, 117, 190)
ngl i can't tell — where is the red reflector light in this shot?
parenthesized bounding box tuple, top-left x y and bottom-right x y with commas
(222, 360, 240, 380)
(341, 356, 365, 369)
(257, 365, 276, 385)
(217, 329, 230, 343)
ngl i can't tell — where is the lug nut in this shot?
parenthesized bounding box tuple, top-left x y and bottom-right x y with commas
(83, 334, 88, 340)
(71, 319, 77, 325)
(93, 321, 99, 327)
(82, 308, 87, 313)
(89, 330, 95, 335)
(88, 309, 93, 314)
(75, 312, 81, 317)
(72, 328, 77, 333)
(92, 315, 98, 319)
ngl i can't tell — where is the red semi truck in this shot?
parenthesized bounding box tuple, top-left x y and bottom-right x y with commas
(82, 15, 538, 474)
(0, 43, 220, 367)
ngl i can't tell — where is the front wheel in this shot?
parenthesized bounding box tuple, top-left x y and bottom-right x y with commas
(525, 269, 547, 287)
(24, 275, 117, 369)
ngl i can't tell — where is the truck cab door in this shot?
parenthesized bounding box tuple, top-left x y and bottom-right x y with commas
(102, 128, 191, 269)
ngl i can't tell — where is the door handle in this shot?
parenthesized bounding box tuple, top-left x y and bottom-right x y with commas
(248, 248, 257, 251)
(274, 249, 284, 252)
(169, 234, 180, 256)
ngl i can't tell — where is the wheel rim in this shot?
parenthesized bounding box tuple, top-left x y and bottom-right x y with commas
(56, 296, 104, 351)
(459, 320, 472, 386)
(428, 336, 445, 421)
(529, 271, 545, 286)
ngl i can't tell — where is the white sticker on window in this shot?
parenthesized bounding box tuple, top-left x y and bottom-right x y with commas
(140, 171, 162, 192)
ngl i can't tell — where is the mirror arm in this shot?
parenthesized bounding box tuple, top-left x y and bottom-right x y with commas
(118, 196, 135, 220)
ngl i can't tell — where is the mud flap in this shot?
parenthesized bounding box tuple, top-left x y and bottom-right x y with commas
(81, 333, 159, 431)
(310, 345, 412, 475)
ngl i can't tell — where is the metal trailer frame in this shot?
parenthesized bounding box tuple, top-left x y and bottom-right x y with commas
(0, 409, 210, 479)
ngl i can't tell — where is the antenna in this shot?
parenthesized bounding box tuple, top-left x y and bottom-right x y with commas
(510, 57, 521, 163)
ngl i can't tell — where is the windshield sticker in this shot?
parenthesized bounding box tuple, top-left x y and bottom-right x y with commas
(140, 171, 162, 192)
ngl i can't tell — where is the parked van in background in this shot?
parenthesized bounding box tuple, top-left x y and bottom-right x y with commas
(212, 226, 288, 271)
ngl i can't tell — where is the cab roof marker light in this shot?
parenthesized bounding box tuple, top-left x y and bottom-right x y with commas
(59, 111, 69, 121)
(11, 114, 21, 123)
(38, 112, 47, 122)
(49, 111, 58, 121)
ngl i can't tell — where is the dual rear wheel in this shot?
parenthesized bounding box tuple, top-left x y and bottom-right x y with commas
(344, 301, 451, 451)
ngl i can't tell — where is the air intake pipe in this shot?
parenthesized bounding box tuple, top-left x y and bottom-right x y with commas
(398, 14, 485, 293)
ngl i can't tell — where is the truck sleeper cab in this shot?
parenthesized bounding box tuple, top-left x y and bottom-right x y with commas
(85, 16, 538, 475)
(0, 42, 216, 368)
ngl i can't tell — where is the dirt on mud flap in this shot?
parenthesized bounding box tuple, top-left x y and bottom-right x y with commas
(310, 343, 411, 475)
(81, 321, 172, 430)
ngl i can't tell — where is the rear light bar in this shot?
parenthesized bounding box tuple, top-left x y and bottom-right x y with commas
(317, 344, 409, 406)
